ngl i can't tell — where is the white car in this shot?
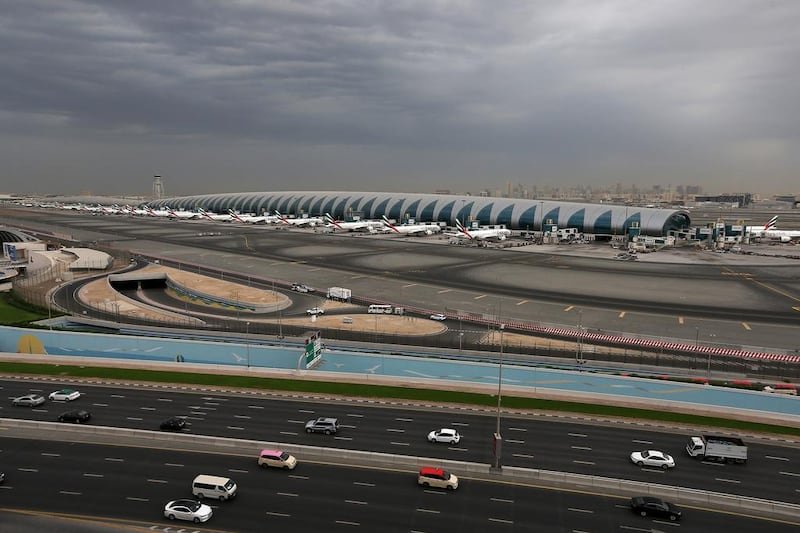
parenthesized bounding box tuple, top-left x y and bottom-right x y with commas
(306, 307, 325, 315)
(630, 450, 675, 469)
(429, 313, 447, 321)
(12, 394, 46, 407)
(164, 499, 213, 523)
(49, 389, 81, 402)
(427, 428, 461, 444)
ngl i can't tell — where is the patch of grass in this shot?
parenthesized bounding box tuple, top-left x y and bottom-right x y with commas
(0, 293, 49, 324)
(2, 361, 797, 437)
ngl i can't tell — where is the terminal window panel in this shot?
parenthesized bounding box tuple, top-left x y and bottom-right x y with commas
(360, 197, 376, 218)
(320, 197, 336, 216)
(288, 196, 303, 214)
(388, 199, 404, 221)
(458, 201, 477, 224)
(473, 203, 491, 225)
(593, 210, 613, 234)
(512, 204, 536, 231)
(419, 201, 437, 222)
(278, 196, 293, 213)
(543, 207, 560, 227)
(404, 199, 421, 220)
(437, 201, 456, 224)
(624, 213, 641, 232)
(567, 209, 586, 232)
(333, 196, 352, 218)
(310, 196, 325, 215)
(373, 198, 390, 219)
(349, 196, 365, 213)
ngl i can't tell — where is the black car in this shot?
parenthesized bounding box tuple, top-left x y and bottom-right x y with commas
(630, 496, 682, 521)
(58, 410, 91, 423)
(160, 416, 187, 431)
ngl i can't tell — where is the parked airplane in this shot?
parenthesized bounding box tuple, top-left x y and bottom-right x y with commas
(755, 216, 800, 242)
(168, 207, 201, 220)
(744, 216, 778, 235)
(274, 210, 324, 227)
(228, 210, 279, 224)
(380, 215, 441, 236)
(145, 206, 172, 217)
(454, 219, 512, 241)
(324, 213, 383, 232)
(198, 208, 232, 222)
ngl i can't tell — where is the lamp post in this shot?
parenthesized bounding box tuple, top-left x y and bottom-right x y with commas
(707, 333, 716, 377)
(246, 321, 251, 368)
(575, 309, 584, 367)
(694, 327, 699, 369)
(493, 323, 505, 470)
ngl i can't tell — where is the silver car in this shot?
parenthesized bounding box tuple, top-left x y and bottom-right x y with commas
(12, 394, 46, 407)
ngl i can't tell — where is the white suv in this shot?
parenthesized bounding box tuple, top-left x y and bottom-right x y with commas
(305, 417, 339, 434)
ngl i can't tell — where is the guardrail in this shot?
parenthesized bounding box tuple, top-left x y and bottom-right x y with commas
(2, 418, 797, 520)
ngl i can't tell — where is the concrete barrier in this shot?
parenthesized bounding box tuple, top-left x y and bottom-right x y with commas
(2, 418, 798, 520)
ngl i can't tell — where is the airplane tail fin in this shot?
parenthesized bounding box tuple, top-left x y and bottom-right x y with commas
(381, 215, 399, 232)
(765, 215, 779, 230)
(325, 213, 335, 223)
(455, 219, 471, 238)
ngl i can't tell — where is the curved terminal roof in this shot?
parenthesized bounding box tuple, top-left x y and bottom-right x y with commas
(147, 191, 691, 236)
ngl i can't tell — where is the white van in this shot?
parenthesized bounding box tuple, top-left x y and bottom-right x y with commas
(192, 474, 237, 501)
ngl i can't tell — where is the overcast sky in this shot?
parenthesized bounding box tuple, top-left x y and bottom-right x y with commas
(1, 0, 798, 197)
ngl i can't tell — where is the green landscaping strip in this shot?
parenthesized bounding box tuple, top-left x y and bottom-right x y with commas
(1, 361, 797, 437)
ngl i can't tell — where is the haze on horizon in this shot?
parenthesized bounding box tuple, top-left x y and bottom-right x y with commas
(1, 1, 798, 198)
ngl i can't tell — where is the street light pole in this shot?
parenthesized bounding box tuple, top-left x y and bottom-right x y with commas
(246, 321, 251, 368)
(493, 323, 505, 470)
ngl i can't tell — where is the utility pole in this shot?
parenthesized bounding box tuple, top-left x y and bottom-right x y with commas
(493, 324, 505, 470)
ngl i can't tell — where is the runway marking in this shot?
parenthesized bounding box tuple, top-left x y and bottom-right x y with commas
(516, 300, 528, 306)
(474, 294, 487, 300)
(742, 322, 751, 330)
(678, 316, 684, 325)
(618, 311, 626, 318)
(564, 305, 574, 312)
(747, 277, 800, 303)
(437, 289, 452, 294)
(402, 284, 418, 288)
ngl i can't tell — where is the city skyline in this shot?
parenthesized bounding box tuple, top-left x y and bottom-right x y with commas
(2, 1, 799, 197)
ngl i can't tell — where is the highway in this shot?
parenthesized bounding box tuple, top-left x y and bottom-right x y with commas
(3, 379, 800, 504)
(2, 436, 798, 532)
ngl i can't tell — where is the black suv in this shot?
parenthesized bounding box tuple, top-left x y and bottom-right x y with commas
(305, 417, 339, 435)
(630, 496, 682, 521)
(58, 410, 92, 423)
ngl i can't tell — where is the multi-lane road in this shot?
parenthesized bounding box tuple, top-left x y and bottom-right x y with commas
(3, 379, 799, 505)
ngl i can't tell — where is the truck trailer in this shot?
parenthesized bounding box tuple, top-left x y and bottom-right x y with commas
(327, 287, 352, 302)
(686, 435, 747, 464)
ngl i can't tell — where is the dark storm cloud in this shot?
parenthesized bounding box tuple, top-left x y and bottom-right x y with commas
(1, 0, 798, 195)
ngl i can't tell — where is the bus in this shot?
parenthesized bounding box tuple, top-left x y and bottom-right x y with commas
(367, 304, 394, 314)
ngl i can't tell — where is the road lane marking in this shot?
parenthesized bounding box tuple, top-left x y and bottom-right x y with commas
(512, 453, 534, 459)
(417, 509, 440, 514)
(104, 458, 124, 462)
(715, 478, 741, 484)
(447, 447, 468, 452)
(165, 463, 184, 467)
(277, 492, 298, 497)
(227, 426, 245, 430)
(437, 289, 452, 294)
(147, 479, 168, 484)
(126, 497, 148, 502)
(508, 427, 527, 432)
(346, 500, 368, 505)
(19, 468, 38, 472)
(488, 518, 513, 524)
(386, 428, 405, 433)
(110, 395, 125, 398)
(568, 433, 587, 437)
(396, 417, 413, 422)
(83, 473, 103, 478)
(139, 406, 156, 411)
(267, 512, 291, 517)
(280, 431, 298, 436)
(289, 475, 309, 480)
(341, 424, 357, 429)
(390, 442, 410, 446)
(632, 440, 652, 445)
(573, 460, 595, 465)
(403, 284, 418, 288)
(234, 414, 251, 419)
(93, 403, 108, 407)
(157, 398, 172, 402)
(353, 482, 375, 487)
(568, 508, 594, 514)
(491, 498, 514, 504)
(298, 409, 315, 413)
(287, 419, 305, 424)
(229, 469, 248, 474)
(334, 436, 353, 441)
(571, 446, 592, 451)
(247, 405, 264, 409)
(347, 414, 364, 418)
(779, 471, 800, 477)
(451, 422, 469, 426)
(60, 491, 81, 495)
(765, 456, 789, 461)
(506, 439, 525, 444)
(126, 417, 143, 421)
(335, 520, 360, 526)
(41, 453, 60, 457)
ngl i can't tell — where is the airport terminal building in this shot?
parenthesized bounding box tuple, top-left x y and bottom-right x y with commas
(148, 191, 691, 237)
